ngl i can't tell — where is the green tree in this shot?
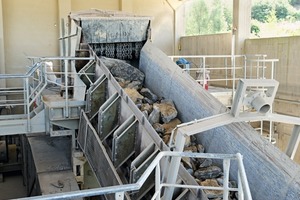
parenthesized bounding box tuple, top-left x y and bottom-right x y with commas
(186, 0, 210, 35)
(224, 6, 233, 31)
(275, 3, 289, 20)
(251, 2, 273, 22)
(185, 0, 230, 35)
(289, 0, 300, 6)
(209, 0, 227, 33)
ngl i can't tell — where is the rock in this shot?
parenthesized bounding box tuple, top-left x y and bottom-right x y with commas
(199, 158, 213, 168)
(127, 81, 142, 90)
(140, 88, 158, 103)
(197, 144, 205, 153)
(115, 77, 130, 88)
(141, 103, 153, 113)
(163, 134, 171, 144)
(200, 179, 223, 199)
(195, 178, 202, 185)
(191, 135, 197, 143)
(155, 100, 178, 123)
(143, 97, 154, 105)
(230, 180, 237, 188)
(194, 166, 222, 180)
(184, 145, 198, 152)
(142, 110, 148, 118)
(162, 118, 181, 135)
(148, 106, 160, 125)
(187, 168, 194, 175)
(171, 124, 191, 147)
(152, 123, 165, 134)
(100, 57, 144, 87)
(124, 88, 144, 103)
(181, 157, 193, 169)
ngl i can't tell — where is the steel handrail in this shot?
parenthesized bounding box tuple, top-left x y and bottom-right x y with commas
(18, 151, 252, 200)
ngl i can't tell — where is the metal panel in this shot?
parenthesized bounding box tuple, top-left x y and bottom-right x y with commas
(79, 60, 96, 87)
(77, 111, 124, 200)
(130, 144, 159, 199)
(86, 74, 107, 118)
(112, 115, 137, 168)
(98, 92, 120, 141)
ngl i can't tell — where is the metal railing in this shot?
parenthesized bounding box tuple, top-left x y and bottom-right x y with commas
(18, 151, 252, 200)
(170, 54, 278, 144)
(169, 54, 278, 91)
(0, 56, 93, 132)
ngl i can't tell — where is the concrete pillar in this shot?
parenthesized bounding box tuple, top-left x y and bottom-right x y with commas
(232, 0, 252, 54)
(0, 0, 6, 88)
(119, 0, 133, 12)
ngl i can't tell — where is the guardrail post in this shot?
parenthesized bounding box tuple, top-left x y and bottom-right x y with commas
(155, 162, 161, 200)
(64, 60, 69, 118)
(115, 192, 124, 200)
(163, 129, 186, 200)
(25, 77, 31, 132)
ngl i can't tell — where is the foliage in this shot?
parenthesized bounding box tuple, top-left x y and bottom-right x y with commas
(185, 0, 230, 36)
(223, 6, 233, 31)
(289, 0, 300, 6)
(209, 0, 227, 33)
(251, 2, 273, 22)
(275, 3, 290, 20)
(186, 0, 210, 35)
(251, 20, 261, 36)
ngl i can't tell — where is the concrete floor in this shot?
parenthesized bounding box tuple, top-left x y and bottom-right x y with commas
(0, 171, 27, 200)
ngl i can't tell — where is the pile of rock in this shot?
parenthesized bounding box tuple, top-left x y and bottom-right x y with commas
(100, 57, 238, 200)
(101, 57, 182, 145)
(183, 143, 238, 199)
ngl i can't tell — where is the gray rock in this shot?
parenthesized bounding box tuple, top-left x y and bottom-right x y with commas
(187, 168, 194, 175)
(152, 123, 165, 134)
(181, 156, 193, 169)
(100, 57, 144, 87)
(197, 144, 205, 153)
(142, 110, 148, 118)
(199, 158, 213, 168)
(143, 97, 154, 105)
(184, 145, 198, 152)
(155, 100, 178, 123)
(148, 106, 160, 125)
(141, 103, 153, 114)
(194, 166, 222, 180)
(140, 88, 158, 102)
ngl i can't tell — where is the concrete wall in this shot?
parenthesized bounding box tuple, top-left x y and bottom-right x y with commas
(245, 36, 300, 163)
(0, 0, 177, 87)
(179, 33, 232, 55)
(2, 0, 59, 87)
